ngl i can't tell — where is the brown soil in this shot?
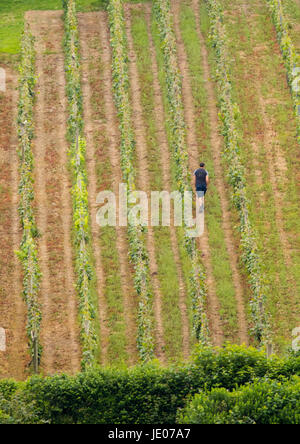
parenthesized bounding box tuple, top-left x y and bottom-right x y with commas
(27, 11, 81, 375)
(171, 0, 224, 346)
(191, 0, 249, 345)
(0, 68, 28, 380)
(124, 4, 166, 363)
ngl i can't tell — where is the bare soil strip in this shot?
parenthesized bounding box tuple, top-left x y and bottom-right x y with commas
(0, 69, 28, 379)
(171, 0, 223, 346)
(144, 4, 191, 359)
(124, 4, 166, 362)
(28, 11, 80, 375)
(192, 0, 249, 345)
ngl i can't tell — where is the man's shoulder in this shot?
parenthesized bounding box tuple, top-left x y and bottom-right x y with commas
(194, 168, 208, 174)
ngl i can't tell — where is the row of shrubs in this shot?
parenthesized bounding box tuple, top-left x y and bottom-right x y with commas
(266, 0, 300, 143)
(178, 375, 300, 424)
(108, 0, 155, 361)
(16, 28, 42, 371)
(62, 0, 98, 370)
(204, 0, 271, 345)
(153, 0, 209, 344)
(0, 345, 299, 423)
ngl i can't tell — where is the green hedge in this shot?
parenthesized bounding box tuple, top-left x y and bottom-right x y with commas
(177, 376, 300, 424)
(0, 345, 299, 423)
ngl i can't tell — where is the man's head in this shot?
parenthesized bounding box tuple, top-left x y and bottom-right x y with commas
(199, 162, 205, 168)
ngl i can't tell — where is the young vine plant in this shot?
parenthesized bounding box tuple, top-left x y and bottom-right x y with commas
(16, 27, 42, 371)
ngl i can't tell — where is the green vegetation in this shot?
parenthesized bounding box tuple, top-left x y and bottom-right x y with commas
(63, 0, 99, 370)
(0, 344, 299, 424)
(179, 1, 240, 341)
(202, 0, 271, 345)
(16, 28, 41, 372)
(0, 0, 106, 55)
(266, 0, 300, 142)
(283, 0, 300, 53)
(153, 0, 209, 344)
(216, 0, 300, 351)
(85, 34, 132, 365)
(1, 0, 299, 424)
(131, 9, 184, 361)
(97, 153, 128, 365)
(178, 375, 300, 424)
(108, 0, 155, 362)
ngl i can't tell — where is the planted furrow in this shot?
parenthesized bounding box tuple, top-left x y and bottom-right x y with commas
(16, 26, 41, 374)
(108, 0, 155, 362)
(124, 4, 166, 362)
(170, 0, 226, 346)
(153, 0, 210, 345)
(0, 68, 27, 379)
(266, 0, 300, 143)
(78, 12, 109, 365)
(98, 10, 139, 365)
(215, 0, 300, 350)
(144, 3, 191, 358)
(63, 0, 100, 370)
(203, 0, 271, 346)
(191, 0, 249, 345)
(79, 11, 138, 365)
(28, 10, 81, 374)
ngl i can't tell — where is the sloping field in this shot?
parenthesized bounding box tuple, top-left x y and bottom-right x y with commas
(0, 0, 299, 378)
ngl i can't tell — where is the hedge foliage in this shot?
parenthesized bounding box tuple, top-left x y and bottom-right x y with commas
(177, 376, 300, 424)
(16, 27, 42, 368)
(0, 345, 299, 424)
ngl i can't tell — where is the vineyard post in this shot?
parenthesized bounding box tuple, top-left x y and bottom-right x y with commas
(266, 342, 273, 358)
(29, 257, 39, 374)
(33, 336, 39, 374)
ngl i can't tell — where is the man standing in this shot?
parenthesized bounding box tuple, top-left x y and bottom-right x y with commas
(194, 162, 209, 195)
(194, 162, 209, 215)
